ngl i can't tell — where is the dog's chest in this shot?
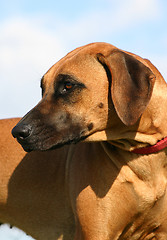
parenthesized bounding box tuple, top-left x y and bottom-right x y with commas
(69, 144, 167, 239)
(107, 151, 167, 239)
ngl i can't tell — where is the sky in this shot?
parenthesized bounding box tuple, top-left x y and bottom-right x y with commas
(0, 0, 167, 239)
(0, 0, 167, 120)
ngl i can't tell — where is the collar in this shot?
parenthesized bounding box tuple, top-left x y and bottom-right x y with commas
(132, 136, 167, 155)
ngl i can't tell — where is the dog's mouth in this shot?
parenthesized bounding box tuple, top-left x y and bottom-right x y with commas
(12, 111, 95, 152)
(49, 135, 89, 151)
(16, 129, 90, 152)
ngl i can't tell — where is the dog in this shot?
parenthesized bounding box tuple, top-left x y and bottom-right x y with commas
(11, 42, 167, 239)
(0, 118, 74, 240)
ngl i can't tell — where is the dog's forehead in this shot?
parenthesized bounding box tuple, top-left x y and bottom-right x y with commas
(43, 42, 117, 85)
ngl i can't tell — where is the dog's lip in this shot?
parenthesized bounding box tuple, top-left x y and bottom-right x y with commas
(14, 139, 32, 152)
(22, 145, 33, 152)
(18, 134, 89, 152)
(49, 135, 88, 150)
(15, 138, 33, 152)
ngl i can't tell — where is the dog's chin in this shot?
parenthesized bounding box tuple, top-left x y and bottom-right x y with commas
(20, 144, 34, 152)
(20, 135, 89, 152)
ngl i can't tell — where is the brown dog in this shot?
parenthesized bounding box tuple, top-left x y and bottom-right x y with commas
(0, 118, 74, 240)
(11, 42, 167, 239)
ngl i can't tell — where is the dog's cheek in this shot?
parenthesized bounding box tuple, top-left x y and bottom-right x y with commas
(50, 111, 75, 132)
(50, 111, 88, 137)
(84, 102, 109, 132)
(34, 111, 88, 150)
(42, 124, 86, 150)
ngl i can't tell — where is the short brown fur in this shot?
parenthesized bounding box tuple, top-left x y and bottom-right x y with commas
(2, 42, 167, 239)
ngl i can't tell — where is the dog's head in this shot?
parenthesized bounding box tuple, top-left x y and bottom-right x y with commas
(12, 43, 155, 152)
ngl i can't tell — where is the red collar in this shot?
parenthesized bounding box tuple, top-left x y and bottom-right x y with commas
(132, 136, 167, 155)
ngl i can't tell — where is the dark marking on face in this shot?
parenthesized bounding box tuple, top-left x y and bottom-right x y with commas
(98, 102, 104, 108)
(12, 104, 91, 152)
(87, 123, 94, 131)
(54, 74, 86, 98)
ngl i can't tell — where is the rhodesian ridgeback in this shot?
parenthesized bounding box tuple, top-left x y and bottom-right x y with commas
(0, 118, 74, 240)
(11, 42, 167, 239)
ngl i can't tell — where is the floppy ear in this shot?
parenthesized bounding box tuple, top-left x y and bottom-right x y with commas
(97, 51, 156, 126)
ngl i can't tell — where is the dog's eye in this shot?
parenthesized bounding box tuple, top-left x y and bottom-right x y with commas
(55, 74, 86, 98)
(61, 82, 74, 93)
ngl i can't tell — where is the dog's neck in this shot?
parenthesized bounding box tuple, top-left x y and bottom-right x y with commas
(131, 137, 167, 154)
(100, 140, 167, 197)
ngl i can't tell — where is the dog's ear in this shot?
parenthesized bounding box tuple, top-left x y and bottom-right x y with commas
(97, 51, 155, 126)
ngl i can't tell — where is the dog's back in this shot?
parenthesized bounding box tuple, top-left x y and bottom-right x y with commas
(0, 118, 74, 240)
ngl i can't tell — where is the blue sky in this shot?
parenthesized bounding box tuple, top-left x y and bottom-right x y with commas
(0, 0, 167, 239)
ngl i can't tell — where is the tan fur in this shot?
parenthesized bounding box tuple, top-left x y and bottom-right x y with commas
(2, 42, 167, 239)
(0, 118, 74, 240)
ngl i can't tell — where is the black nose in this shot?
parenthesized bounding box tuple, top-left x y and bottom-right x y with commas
(12, 124, 32, 140)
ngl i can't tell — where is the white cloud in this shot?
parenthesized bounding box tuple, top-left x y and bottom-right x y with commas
(57, 0, 161, 44)
(0, 17, 66, 118)
(0, 17, 65, 79)
(151, 56, 167, 80)
(108, 0, 160, 30)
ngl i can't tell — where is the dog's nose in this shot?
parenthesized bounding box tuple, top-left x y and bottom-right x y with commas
(12, 124, 32, 140)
